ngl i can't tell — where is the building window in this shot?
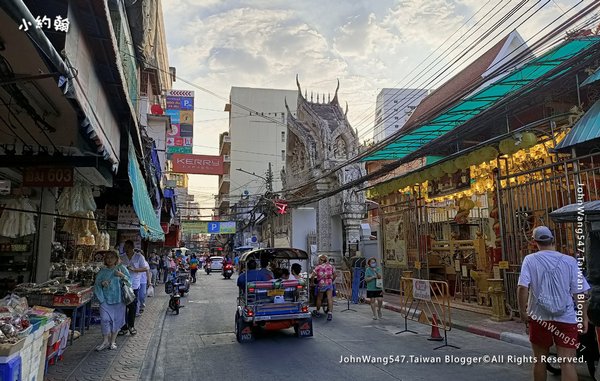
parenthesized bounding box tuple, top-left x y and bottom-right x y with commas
(281, 131, 285, 142)
(395, 116, 399, 120)
(395, 124, 399, 128)
(281, 150, 285, 161)
(394, 100, 398, 103)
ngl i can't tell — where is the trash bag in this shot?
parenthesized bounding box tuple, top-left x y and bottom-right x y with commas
(147, 285, 155, 298)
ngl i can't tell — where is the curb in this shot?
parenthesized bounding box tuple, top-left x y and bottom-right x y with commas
(382, 302, 530, 349)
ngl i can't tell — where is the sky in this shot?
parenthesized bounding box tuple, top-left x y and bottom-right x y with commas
(161, 0, 591, 214)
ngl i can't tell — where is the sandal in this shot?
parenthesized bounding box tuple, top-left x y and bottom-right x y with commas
(109, 343, 117, 350)
(95, 342, 109, 351)
(311, 310, 322, 317)
(117, 330, 127, 336)
(327, 313, 333, 321)
(129, 327, 137, 335)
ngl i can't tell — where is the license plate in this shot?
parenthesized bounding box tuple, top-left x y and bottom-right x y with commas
(267, 290, 285, 296)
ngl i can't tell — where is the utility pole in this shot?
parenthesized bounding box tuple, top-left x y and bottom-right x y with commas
(266, 162, 275, 248)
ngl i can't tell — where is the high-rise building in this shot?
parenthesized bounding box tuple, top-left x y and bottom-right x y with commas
(372, 88, 429, 143)
(216, 87, 298, 219)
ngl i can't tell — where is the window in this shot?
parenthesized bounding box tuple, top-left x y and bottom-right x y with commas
(395, 116, 399, 120)
(281, 131, 285, 142)
(394, 100, 398, 103)
(281, 150, 286, 161)
(395, 124, 399, 128)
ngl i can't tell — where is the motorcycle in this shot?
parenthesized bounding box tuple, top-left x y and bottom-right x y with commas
(205, 262, 212, 275)
(222, 263, 234, 279)
(165, 271, 183, 314)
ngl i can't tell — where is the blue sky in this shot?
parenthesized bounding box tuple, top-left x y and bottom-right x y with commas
(161, 0, 587, 210)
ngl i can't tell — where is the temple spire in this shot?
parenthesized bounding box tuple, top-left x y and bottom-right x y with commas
(331, 78, 340, 104)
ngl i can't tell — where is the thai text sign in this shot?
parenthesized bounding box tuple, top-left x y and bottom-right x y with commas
(165, 89, 194, 154)
(412, 279, 431, 301)
(171, 154, 224, 175)
(23, 167, 74, 187)
(182, 221, 236, 234)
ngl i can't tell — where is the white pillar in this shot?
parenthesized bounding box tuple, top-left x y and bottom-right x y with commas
(35, 188, 56, 282)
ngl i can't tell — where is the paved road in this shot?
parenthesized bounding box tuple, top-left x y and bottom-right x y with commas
(140, 270, 575, 381)
(46, 269, 594, 380)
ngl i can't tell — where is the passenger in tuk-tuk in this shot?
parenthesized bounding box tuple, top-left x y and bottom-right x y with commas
(237, 259, 268, 290)
(258, 258, 274, 280)
(290, 263, 302, 280)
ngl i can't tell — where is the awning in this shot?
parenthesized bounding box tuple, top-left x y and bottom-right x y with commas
(550, 201, 600, 223)
(364, 36, 600, 161)
(127, 136, 165, 242)
(581, 68, 600, 87)
(554, 98, 600, 151)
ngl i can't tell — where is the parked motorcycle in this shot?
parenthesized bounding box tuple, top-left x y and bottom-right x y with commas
(165, 272, 183, 315)
(222, 263, 234, 279)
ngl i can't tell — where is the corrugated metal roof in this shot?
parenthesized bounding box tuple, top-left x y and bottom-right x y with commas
(364, 36, 600, 161)
(555, 98, 600, 151)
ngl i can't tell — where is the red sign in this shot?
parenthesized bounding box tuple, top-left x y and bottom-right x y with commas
(171, 154, 224, 175)
(23, 167, 74, 187)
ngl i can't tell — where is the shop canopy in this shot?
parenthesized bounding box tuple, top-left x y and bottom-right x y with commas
(364, 36, 600, 161)
(554, 98, 600, 151)
(127, 136, 165, 242)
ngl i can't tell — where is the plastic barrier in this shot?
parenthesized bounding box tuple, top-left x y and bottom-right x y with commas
(395, 277, 458, 350)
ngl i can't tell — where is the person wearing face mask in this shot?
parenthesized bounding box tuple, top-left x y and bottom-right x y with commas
(365, 257, 383, 320)
(310, 254, 336, 321)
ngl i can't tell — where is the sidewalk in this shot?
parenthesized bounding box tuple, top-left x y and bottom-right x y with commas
(382, 299, 531, 348)
(46, 289, 169, 381)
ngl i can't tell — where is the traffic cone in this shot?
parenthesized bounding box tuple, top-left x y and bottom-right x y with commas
(427, 313, 444, 341)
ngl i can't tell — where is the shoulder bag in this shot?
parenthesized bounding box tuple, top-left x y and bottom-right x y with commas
(120, 266, 136, 305)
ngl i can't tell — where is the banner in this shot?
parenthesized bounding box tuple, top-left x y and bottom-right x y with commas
(171, 154, 224, 175)
(165, 89, 194, 154)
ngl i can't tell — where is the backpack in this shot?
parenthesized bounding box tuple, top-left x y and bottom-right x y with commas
(531, 254, 572, 317)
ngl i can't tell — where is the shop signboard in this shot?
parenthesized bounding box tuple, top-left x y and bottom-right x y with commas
(182, 220, 236, 234)
(165, 89, 194, 156)
(22, 167, 74, 187)
(171, 154, 224, 175)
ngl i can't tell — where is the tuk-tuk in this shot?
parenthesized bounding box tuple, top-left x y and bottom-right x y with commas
(235, 248, 313, 343)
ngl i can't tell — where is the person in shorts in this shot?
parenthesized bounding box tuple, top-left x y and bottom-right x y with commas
(310, 254, 336, 321)
(517, 226, 589, 381)
(365, 257, 383, 320)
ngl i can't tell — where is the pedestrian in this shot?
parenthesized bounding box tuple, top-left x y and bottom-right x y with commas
(136, 251, 150, 316)
(118, 240, 148, 336)
(311, 254, 336, 321)
(233, 254, 240, 273)
(158, 254, 167, 283)
(93, 250, 129, 351)
(189, 254, 199, 283)
(149, 250, 160, 286)
(517, 226, 589, 381)
(365, 257, 383, 320)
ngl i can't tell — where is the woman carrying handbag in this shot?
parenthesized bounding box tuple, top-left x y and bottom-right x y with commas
(93, 250, 131, 351)
(365, 257, 384, 320)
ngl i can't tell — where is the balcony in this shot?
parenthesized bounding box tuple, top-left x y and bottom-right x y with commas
(220, 135, 231, 155)
(219, 174, 230, 193)
(217, 194, 231, 209)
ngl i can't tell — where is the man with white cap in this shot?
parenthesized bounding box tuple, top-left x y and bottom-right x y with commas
(517, 226, 589, 381)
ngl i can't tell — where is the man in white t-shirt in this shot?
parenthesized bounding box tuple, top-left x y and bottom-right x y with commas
(517, 226, 589, 381)
(118, 240, 149, 336)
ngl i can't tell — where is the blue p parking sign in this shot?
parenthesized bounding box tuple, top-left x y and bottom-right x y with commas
(207, 222, 220, 233)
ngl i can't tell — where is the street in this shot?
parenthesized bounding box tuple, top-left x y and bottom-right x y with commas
(47, 269, 597, 380)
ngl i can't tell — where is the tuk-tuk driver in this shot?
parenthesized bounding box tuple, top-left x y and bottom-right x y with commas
(237, 259, 269, 290)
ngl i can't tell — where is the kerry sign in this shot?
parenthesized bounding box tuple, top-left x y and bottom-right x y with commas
(171, 154, 224, 175)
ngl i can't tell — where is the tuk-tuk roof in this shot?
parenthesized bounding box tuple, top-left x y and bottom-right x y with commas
(240, 248, 309, 262)
(550, 201, 600, 223)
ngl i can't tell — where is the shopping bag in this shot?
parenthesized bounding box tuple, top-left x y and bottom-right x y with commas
(147, 285, 155, 297)
(376, 279, 383, 289)
(121, 279, 136, 305)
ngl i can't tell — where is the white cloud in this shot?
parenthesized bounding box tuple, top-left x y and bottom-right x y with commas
(161, 0, 593, 207)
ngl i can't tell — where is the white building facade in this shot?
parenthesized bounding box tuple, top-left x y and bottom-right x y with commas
(372, 88, 429, 143)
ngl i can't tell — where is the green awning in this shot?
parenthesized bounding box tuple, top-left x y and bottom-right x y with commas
(127, 135, 165, 242)
(555, 98, 600, 151)
(364, 36, 600, 161)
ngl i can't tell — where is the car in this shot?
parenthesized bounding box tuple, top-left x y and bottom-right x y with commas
(210, 256, 224, 271)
